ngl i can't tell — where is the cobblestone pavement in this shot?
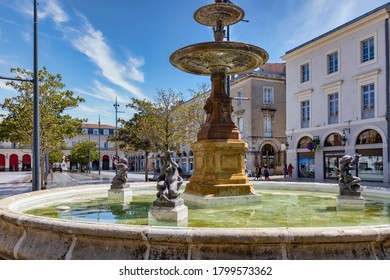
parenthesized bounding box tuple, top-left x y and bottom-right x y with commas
(1, 170, 389, 200)
(0, 172, 32, 199)
(0, 171, 154, 199)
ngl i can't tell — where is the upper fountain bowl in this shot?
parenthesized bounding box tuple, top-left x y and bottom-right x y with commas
(194, 3, 245, 27)
(170, 41, 269, 76)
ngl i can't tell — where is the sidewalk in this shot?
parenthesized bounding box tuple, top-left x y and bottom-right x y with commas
(1, 171, 389, 200)
(249, 174, 390, 191)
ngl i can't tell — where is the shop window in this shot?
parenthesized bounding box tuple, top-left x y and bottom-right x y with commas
(298, 136, 312, 149)
(324, 133, 342, 146)
(356, 129, 382, 145)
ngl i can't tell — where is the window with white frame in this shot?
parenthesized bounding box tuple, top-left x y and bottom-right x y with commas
(362, 83, 375, 119)
(263, 115, 272, 138)
(82, 128, 89, 135)
(263, 86, 274, 105)
(93, 129, 99, 135)
(236, 91, 244, 106)
(328, 93, 339, 124)
(103, 129, 109, 136)
(327, 51, 338, 74)
(104, 142, 109, 149)
(301, 100, 310, 128)
(361, 37, 375, 63)
(300, 63, 310, 83)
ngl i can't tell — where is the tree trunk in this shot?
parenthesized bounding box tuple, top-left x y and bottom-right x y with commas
(144, 150, 149, 182)
(40, 157, 46, 189)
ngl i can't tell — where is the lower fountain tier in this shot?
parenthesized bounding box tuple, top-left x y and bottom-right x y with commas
(170, 41, 269, 76)
(183, 139, 262, 206)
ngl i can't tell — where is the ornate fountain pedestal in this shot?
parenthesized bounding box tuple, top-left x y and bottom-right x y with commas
(336, 154, 365, 211)
(336, 195, 364, 211)
(183, 140, 261, 205)
(148, 151, 188, 226)
(108, 158, 133, 204)
(108, 187, 133, 204)
(170, 2, 268, 206)
(148, 198, 188, 227)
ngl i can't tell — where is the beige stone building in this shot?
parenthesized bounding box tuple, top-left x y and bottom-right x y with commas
(230, 63, 286, 175)
(0, 123, 121, 172)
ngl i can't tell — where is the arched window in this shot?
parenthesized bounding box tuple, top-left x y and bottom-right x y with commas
(356, 129, 382, 145)
(93, 129, 99, 135)
(261, 144, 275, 167)
(324, 133, 342, 146)
(298, 136, 312, 149)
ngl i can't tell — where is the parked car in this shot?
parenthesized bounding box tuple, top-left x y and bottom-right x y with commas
(52, 162, 63, 172)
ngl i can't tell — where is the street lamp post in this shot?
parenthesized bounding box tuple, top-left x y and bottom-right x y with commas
(0, 1, 40, 191)
(113, 97, 124, 173)
(88, 131, 91, 173)
(98, 115, 101, 175)
(32, 0, 40, 191)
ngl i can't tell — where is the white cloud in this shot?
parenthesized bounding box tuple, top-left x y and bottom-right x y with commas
(281, 0, 374, 50)
(126, 55, 145, 83)
(0, 80, 17, 93)
(42, 0, 69, 25)
(69, 16, 147, 100)
(76, 103, 100, 114)
(6, 0, 68, 25)
(75, 80, 131, 104)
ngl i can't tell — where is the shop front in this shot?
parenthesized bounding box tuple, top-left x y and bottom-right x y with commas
(298, 152, 315, 178)
(356, 148, 383, 181)
(355, 129, 383, 182)
(324, 151, 344, 179)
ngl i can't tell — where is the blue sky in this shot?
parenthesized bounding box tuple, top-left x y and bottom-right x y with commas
(0, 0, 389, 126)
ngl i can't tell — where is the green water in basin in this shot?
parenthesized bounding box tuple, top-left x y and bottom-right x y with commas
(25, 189, 390, 228)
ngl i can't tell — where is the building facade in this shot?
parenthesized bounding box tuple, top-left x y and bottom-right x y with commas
(129, 64, 287, 176)
(231, 63, 286, 175)
(0, 123, 121, 172)
(63, 123, 121, 171)
(282, 3, 390, 182)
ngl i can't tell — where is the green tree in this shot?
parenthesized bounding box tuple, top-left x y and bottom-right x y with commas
(0, 67, 85, 185)
(183, 82, 209, 145)
(68, 140, 98, 172)
(48, 145, 66, 165)
(111, 87, 207, 181)
(111, 98, 156, 181)
(152, 88, 187, 151)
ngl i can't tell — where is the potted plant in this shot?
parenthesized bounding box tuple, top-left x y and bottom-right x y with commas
(307, 138, 321, 152)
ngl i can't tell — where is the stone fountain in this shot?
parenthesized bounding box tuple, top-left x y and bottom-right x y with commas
(170, 1, 268, 205)
(2, 1, 389, 261)
(336, 153, 365, 210)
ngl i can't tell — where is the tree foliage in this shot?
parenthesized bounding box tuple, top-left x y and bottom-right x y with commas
(110, 86, 208, 180)
(0, 67, 85, 183)
(182, 82, 209, 145)
(68, 140, 98, 170)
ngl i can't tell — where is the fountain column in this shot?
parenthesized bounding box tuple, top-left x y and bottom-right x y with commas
(170, 2, 268, 205)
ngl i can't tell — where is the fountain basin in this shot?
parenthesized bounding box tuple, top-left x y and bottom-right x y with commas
(0, 182, 389, 260)
(170, 41, 269, 75)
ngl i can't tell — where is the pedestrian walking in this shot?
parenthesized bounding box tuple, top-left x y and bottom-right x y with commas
(288, 163, 294, 178)
(283, 164, 288, 179)
(255, 165, 262, 180)
(264, 165, 270, 180)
